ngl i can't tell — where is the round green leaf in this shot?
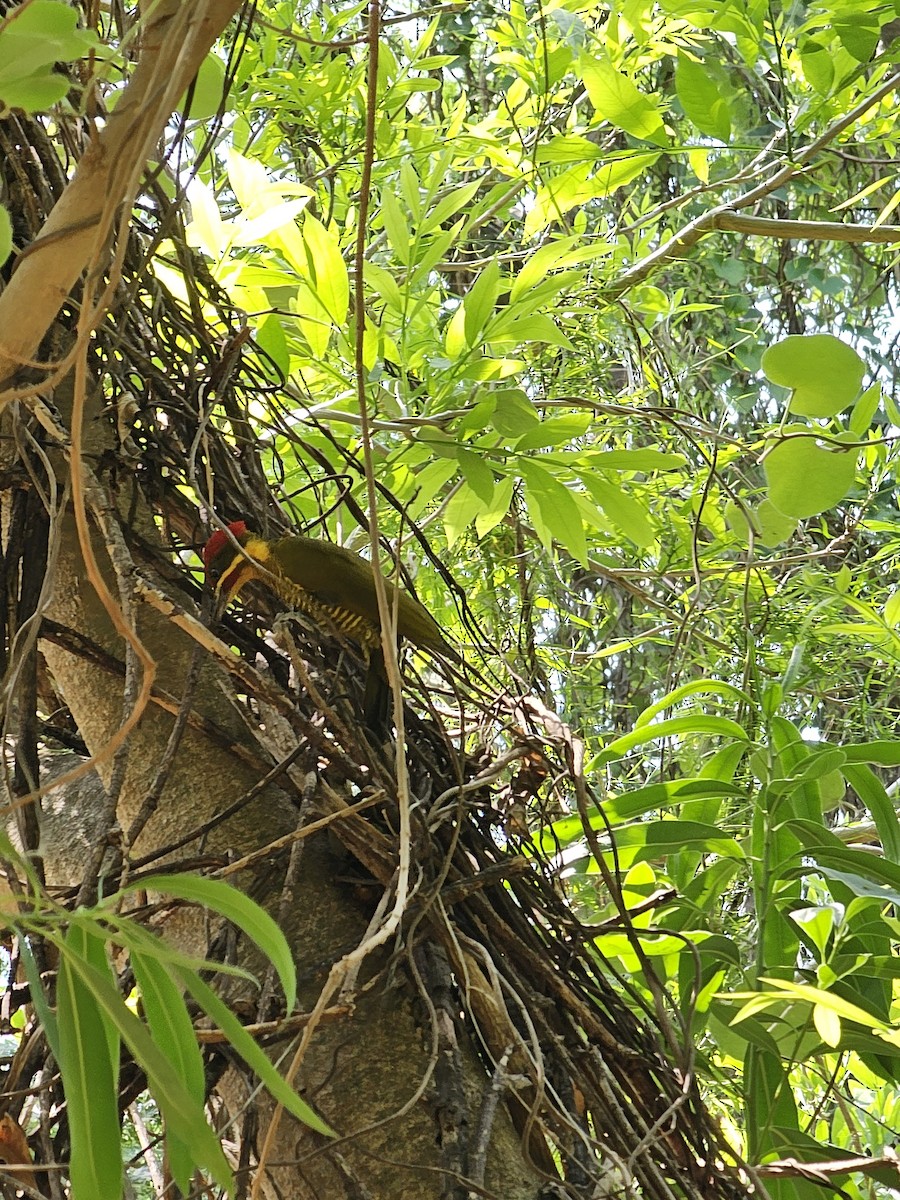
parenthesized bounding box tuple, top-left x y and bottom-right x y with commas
(762, 334, 865, 418)
(763, 429, 858, 519)
(0, 71, 68, 112)
(178, 53, 227, 120)
(755, 499, 798, 547)
(725, 498, 796, 547)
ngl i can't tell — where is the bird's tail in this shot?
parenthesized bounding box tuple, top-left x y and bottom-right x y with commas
(363, 648, 391, 739)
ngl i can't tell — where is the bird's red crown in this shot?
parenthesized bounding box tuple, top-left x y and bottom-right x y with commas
(203, 520, 247, 571)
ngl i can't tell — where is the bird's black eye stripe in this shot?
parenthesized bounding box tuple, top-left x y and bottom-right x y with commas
(208, 565, 221, 583)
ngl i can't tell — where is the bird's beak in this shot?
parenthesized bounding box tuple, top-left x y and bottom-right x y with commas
(212, 588, 228, 621)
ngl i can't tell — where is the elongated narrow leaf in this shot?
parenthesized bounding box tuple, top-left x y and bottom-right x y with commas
(475, 473, 515, 538)
(443, 480, 483, 546)
(580, 473, 655, 546)
(519, 460, 587, 565)
(787, 825, 900, 896)
(129, 874, 296, 1012)
(60, 950, 233, 1191)
(635, 680, 753, 729)
(380, 189, 411, 265)
(56, 933, 122, 1200)
(815, 865, 900, 907)
(420, 177, 483, 234)
(843, 741, 900, 767)
(612, 819, 745, 859)
(303, 215, 349, 326)
(604, 779, 744, 823)
(598, 715, 748, 765)
(0, 205, 11, 270)
(758, 977, 886, 1031)
(180, 968, 335, 1137)
(19, 940, 59, 1060)
(132, 950, 207, 1193)
(463, 259, 500, 346)
(841, 763, 900, 863)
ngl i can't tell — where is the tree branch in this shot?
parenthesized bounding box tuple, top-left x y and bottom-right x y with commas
(606, 69, 900, 297)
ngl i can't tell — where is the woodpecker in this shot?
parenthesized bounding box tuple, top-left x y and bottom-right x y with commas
(203, 521, 458, 734)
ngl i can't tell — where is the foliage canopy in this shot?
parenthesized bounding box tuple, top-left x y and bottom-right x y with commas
(4, 0, 900, 1196)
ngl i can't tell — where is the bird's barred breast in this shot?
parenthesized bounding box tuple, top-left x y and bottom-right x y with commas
(270, 574, 381, 652)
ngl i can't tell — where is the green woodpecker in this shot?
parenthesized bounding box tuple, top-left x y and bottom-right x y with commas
(203, 520, 458, 734)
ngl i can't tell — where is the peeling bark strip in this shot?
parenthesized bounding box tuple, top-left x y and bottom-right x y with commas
(0, 0, 243, 392)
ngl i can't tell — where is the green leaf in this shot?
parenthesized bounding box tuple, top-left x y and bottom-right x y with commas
(835, 16, 879, 62)
(57, 930, 122, 1200)
(635, 680, 752, 727)
(475, 473, 515, 538)
(762, 334, 866, 418)
(180, 969, 334, 1137)
(508, 236, 612, 302)
(0, 0, 96, 76)
(848, 383, 881, 437)
(0, 0, 96, 112)
(598, 715, 748, 765)
(763, 429, 858, 519)
(815, 865, 900, 907)
(303, 215, 349, 327)
(799, 39, 834, 94)
(843, 741, 900, 767)
(0, 72, 67, 110)
(604, 779, 744, 823)
(519, 460, 588, 565)
(463, 259, 501, 346)
(379, 190, 411, 265)
(758, 976, 886, 1031)
(132, 951, 207, 1193)
(536, 133, 606, 163)
(675, 55, 730, 140)
(755, 499, 797, 547)
(581, 449, 686, 471)
(255, 314, 289, 379)
(788, 830, 900, 896)
(58, 942, 233, 1191)
(443, 480, 483, 546)
(19, 940, 60, 1060)
(409, 458, 457, 520)
(614, 819, 745, 859)
(179, 53, 227, 120)
(580, 473, 655, 547)
(841, 763, 900, 864)
(486, 313, 574, 348)
(420, 177, 484, 233)
(592, 151, 661, 195)
(455, 447, 494, 503)
(579, 53, 666, 142)
(364, 261, 404, 310)
(491, 389, 540, 437)
(515, 414, 591, 451)
(539, 779, 743, 852)
(125, 874, 297, 1013)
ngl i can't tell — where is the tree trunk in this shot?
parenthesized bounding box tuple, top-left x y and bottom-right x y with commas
(26, 386, 543, 1198)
